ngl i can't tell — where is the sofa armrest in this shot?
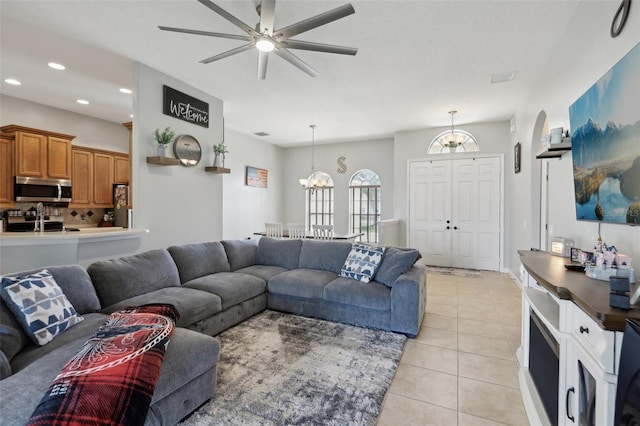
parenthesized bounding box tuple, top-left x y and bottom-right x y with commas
(390, 263, 427, 336)
(0, 350, 11, 379)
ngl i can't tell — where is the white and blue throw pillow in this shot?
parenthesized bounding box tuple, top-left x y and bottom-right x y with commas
(0, 269, 83, 346)
(340, 243, 386, 283)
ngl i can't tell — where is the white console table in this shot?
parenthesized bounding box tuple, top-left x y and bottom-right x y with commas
(518, 250, 638, 426)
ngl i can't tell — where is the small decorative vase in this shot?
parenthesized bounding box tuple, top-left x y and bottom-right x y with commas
(213, 153, 224, 167)
(157, 144, 167, 157)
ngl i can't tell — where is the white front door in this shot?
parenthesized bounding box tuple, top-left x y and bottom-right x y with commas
(409, 156, 502, 271)
(409, 160, 452, 267)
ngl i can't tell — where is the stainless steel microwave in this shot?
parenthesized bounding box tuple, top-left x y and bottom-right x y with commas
(14, 176, 72, 203)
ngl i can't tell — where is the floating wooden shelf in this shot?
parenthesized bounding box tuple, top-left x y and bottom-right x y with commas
(146, 156, 181, 166)
(205, 166, 231, 174)
(536, 138, 572, 159)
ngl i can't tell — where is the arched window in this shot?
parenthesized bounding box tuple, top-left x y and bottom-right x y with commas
(305, 171, 334, 231)
(349, 169, 381, 243)
(428, 129, 479, 154)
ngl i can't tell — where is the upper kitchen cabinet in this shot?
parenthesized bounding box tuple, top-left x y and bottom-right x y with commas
(70, 146, 128, 208)
(1, 125, 73, 179)
(113, 154, 130, 184)
(0, 133, 14, 207)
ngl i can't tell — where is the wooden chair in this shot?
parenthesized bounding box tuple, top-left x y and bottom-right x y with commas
(265, 222, 283, 238)
(287, 223, 306, 239)
(312, 224, 334, 240)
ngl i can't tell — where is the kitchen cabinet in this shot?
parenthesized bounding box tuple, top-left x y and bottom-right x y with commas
(113, 154, 129, 184)
(70, 146, 128, 208)
(93, 152, 113, 206)
(0, 133, 14, 207)
(1, 125, 73, 179)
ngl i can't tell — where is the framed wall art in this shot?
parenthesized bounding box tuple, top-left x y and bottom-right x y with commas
(246, 166, 268, 188)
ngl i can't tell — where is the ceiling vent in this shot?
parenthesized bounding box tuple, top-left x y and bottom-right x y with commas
(491, 71, 517, 84)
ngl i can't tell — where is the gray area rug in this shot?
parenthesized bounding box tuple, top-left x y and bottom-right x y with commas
(426, 266, 482, 278)
(179, 310, 406, 426)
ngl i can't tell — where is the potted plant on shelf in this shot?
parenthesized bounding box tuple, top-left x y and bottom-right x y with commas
(213, 143, 228, 167)
(154, 127, 175, 157)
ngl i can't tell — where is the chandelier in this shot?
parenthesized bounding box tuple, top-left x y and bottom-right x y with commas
(298, 125, 328, 193)
(443, 110, 463, 150)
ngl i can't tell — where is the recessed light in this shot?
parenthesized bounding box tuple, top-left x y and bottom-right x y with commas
(4, 78, 21, 85)
(76, 99, 89, 105)
(119, 88, 132, 94)
(491, 71, 517, 84)
(48, 62, 66, 70)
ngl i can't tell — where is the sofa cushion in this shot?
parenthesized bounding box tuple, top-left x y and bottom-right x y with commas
(374, 247, 422, 287)
(100, 287, 222, 329)
(340, 244, 385, 283)
(222, 239, 258, 271)
(256, 237, 302, 270)
(168, 241, 231, 283)
(0, 298, 30, 362)
(9, 313, 107, 374)
(298, 240, 353, 274)
(324, 277, 391, 311)
(88, 249, 181, 308)
(0, 270, 84, 346)
(268, 269, 337, 299)
(235, 265, 288, 282)
(183, 272, 266, 311)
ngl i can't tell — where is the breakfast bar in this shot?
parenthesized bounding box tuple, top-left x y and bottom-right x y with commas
(0, 228, 148, 274)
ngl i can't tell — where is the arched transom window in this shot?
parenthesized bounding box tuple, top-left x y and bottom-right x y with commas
(428, 129, 479, 154)
(349, 169, 381, 243)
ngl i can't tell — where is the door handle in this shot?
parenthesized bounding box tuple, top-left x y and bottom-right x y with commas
(566, 387, 575, 422)
(446, 226, 450, 230)
(446, 220, 450, 224)
(454, 226, 460, 230)
(579, 326, 589, 334)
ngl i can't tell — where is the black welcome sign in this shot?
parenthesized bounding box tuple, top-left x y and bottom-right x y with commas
(163, 85, 209, 128)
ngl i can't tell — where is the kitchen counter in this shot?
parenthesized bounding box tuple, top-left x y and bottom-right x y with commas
(0, 228, 148, 245)
(0, 228, 148, 274)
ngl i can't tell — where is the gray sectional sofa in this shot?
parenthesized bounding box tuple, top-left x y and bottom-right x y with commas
(0, 237, 427, 425)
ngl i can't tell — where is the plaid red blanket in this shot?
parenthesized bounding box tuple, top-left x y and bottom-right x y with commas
(27, 304, 179, 426)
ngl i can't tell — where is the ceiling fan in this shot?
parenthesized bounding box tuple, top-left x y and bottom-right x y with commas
(159, 0, 358, 80)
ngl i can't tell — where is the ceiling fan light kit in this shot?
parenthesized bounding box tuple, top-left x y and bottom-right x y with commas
(159, 0, 358, 79)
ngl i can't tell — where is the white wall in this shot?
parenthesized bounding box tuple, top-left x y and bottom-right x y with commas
(282, 138, 394, 235)
(393, 121, 512, 247)
(132, 63, 224, 251)
(508, 1, 640, 274)
(0, 95, 128, 152)
(221, 129, 284, 240)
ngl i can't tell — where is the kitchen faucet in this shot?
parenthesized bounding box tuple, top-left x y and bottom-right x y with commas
(34, 202, 44, 232)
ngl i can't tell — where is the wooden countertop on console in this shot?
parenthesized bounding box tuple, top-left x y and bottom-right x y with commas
(519, 250, 640, 331)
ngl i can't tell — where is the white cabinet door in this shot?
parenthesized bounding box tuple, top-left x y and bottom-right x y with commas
(564, 337, 617, 426)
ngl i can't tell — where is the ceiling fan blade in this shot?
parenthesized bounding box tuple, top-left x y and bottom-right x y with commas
(259, 0, 276, 35)
(200, 44, 254, 64)
(197, 0, 258, 36)
(276, 3, 355, 39)
(274, 48, 319, 77)
(283, 39, 357, 56)
(257, 51, 270, 80)
(158, 26, 252, 41)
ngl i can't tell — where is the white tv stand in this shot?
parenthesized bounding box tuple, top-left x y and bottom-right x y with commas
(518, 250, 638, 426)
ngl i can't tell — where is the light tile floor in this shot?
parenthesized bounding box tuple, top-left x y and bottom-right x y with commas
(378, 269, 529, 426)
